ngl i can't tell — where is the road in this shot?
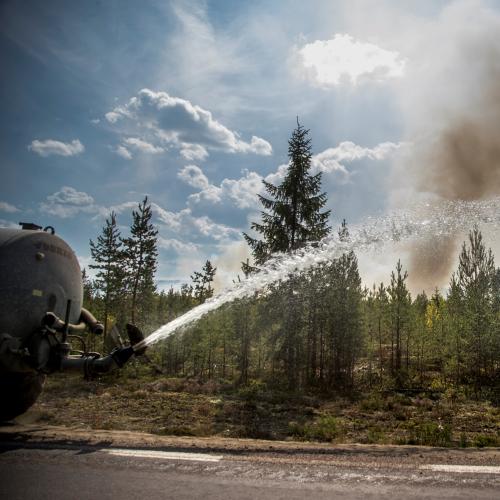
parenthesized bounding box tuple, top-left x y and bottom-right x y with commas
(0, 425, 499, 499)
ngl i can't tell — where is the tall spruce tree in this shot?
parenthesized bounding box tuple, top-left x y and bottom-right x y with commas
(122, 197, 159, 324)
(89, 211, 124, 338)
(244, 119, 331, 265)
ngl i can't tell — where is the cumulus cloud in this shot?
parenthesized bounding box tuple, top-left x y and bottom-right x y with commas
(28, 139, 85, 157)
(220, 170, 263, 209)
(105, 89, 272, 159)
(105, 106, 131, 124)
(190, 214, 240, 240)
(263, 164, 290, 186)
(179, 141, 402, 210)
(178, 165, 264, 208)
(296, 34, 406, 87)
(105, 201, 139, 216)
(180, 143, 209, 161)
(178, 165, 212, 190)
(158, 237, 198, 254)
(312, 141, 403, 178)
(152, 203, 239, 242)
(266, 141, 403, 186)
(40, 186, 96, 218)
(0, 201, 19, 213)
(237, 136, 273, 156)
(268, 141, 403, 186)
(151, 203, 185, 231)
(123, 137, 165, 154)
(0, 219, 19, 229)
(114, 145, 133, 160)
(37, 185, 238, 247)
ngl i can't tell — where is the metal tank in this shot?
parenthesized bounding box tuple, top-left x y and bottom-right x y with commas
(0, 223, 146, 421)
(0, 225, 83, 340)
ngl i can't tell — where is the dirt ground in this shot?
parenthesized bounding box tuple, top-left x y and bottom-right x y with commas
(2, 423, 500, 470)
(23, 371, 499, 448)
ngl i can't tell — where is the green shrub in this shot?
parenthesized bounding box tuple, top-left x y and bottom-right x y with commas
(365, 427, 386, 444)
(288, 414, 340, 442)
(460, 433, 468, 448)
(312, 415, 340, 441)
(443, 387, 466, 404)
(411, 421, 452, 447)
(236, 380, 268, 400)
(429, 378, 446, 393)
(360, 394, 384, 411)
(392, 403, 409, 421)
(473, 434, 499, 448)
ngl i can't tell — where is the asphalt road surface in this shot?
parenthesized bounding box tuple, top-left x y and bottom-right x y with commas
(0, 427, 499, 499)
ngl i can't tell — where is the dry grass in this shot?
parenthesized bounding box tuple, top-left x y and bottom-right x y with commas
(32, 371, 500, 447)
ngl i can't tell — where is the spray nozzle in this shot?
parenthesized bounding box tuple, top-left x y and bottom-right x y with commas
(126, 323, 146, 355)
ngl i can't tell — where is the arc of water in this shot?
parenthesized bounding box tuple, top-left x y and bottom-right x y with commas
(133, 197, 500, 351)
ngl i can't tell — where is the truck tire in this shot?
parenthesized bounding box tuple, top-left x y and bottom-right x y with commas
(0, 372, 45, 421)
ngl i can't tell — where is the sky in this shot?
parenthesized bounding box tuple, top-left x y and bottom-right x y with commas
(1, 0, 499, 293)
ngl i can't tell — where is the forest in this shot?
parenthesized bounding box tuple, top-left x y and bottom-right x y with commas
(82, 122, 500, 404)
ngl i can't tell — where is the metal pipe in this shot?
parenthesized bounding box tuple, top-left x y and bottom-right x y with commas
(126, 324, 146, 355)
(62, 299, 71, 343)
(42, 310, 103, 335)
(42, 313, 87, 334)
(79, 308, 104, 335)
(60, 346, 135, 377)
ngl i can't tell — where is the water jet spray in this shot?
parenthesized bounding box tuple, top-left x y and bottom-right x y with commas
(143, 197, 500, 349)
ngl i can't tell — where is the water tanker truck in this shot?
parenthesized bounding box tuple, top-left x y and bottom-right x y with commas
(0, 222, 146, 421)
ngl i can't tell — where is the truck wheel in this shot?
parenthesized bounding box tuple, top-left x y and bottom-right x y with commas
(0, 372, 45, 421)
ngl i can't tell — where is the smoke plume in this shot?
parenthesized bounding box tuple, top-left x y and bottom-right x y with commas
(395, 1, 500, 291)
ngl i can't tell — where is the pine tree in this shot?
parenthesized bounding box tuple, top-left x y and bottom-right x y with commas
(191, 260, 217, 304)
(122, 197, 159, 324)
(452, 227, 497, 387)
(81, 268, 96, 309)
(387, 260, 411, 382)
(325, 221, 363, 388)
(244, 119, 331, 265)
(412, 291, 429, 384)
(89, 211, 125, 338)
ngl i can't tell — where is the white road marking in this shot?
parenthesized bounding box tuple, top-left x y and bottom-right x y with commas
(420, 464, 500, 474)
(105, 448, 222, 462)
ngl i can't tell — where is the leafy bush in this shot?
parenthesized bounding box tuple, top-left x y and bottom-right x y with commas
(365, 426, 386, 444)
(429, 378, 446, 393)
(409, 421, 452, 446)
(392, 402, 410, 421)
(236, 380, 268, 401)
(473, 434, 499, 448)
(443, 387, 466, 404)
(460, 433, 468, 448)
(288, 414, 340, 442)
(360, 394, 384, 411)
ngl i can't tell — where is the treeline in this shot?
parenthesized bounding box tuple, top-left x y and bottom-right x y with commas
(84, 197, 159, 337)
(84, 120, 499, 398)
(158, 227, 499, 398)
(84, 199, 217, 339)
